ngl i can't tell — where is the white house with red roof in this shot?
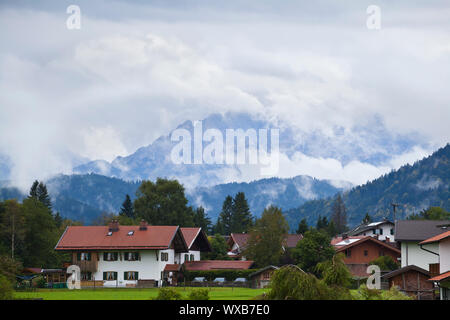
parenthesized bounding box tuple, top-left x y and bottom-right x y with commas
(55, 220, 210, 287)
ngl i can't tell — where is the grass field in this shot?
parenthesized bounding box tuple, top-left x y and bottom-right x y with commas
(14, 287, 269, 300)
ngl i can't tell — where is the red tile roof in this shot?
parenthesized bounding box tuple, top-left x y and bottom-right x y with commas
(419, 230, 450, 245)
(336, 236, 401, 254)
(55, 225, 185, 250)
(429, 270, 450, 282)
(164, 264, 182, 272)
(284, 234, 303, 248)
(183, 260, 254, 271)
(180, 227, 201, 249)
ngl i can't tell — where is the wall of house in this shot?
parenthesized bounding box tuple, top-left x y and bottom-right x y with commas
(342, 241, 400, 265)
(401, 241, 439, 270)
(92, 249, 175, 287)
(174, 250, 200, 264)
(355, 223, 395, 242)
(439, 238, 450, 273)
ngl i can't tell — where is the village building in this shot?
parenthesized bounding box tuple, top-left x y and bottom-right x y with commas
(395, 220, 450, 270)
(248, 265, 278, 289)
(348, 219, 396, 242)
(419, 229, 450, 300)
(334, 236, 401, 278)
(54, 220, 210, 287)
(227, 233, 303, 260)
(382, 265, 435, 300)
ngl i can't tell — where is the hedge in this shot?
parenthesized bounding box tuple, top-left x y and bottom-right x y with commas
(183, 269, 258, 282)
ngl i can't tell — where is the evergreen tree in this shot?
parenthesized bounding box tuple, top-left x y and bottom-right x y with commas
(119, 194, 134, 218)
(202, 234, 229, 260)
(296, 218, 308, 234)
(231, 192, 253, 233)
(28, 180, 39, 199)
(331, 194, 348, 234)
(37, 182, 52, 212)
(54, 212, 63, 228)
(216, 195, 233, 235)
(362, 213, 372, 224)
(193, 206, 212, 233)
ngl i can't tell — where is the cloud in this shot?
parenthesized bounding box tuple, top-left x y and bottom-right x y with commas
(0, 1, 449, 188)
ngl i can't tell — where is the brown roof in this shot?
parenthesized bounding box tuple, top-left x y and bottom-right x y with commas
(395, 220, 450, 241)
(382, 265, 430, 279)
(180, 227, 201, 249)
(183, 260, 254, 271)
(284, 234, 303, 248)
(331, 235, 366, 247)
(229, 233, 302, 250)
(419, 230, 450, 245)
(429, 270, 450, 282)
(55, 225, 188, 251)
(164, 264, 182, 272)
(336, 236, 401, 254)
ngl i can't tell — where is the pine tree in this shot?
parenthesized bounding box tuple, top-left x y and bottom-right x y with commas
(296, 218, 308, 234)
(331, 194, 348, 234)
(28, 180, 39, 199)
(37, 182, 52, 212)
(362, 213, 372, 224)
(119, 194, 134, 218)
(216, 195, 233, 235)
(231, 192, 253, 233)
(193, 206, 212, 233)
(54, 212, 63, 228)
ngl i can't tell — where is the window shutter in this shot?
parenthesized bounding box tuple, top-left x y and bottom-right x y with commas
(135, 272, 138, 280)
(103, 272, 107, 280)
(103, 252, 107, 261)
(87, 252, 91, 261)
(114, 252, 118, 261)
(135, 252, 139, 261)
(77, 253, 81, 261)
(124, 272, 127, 280)
(114, 272, 117, 280)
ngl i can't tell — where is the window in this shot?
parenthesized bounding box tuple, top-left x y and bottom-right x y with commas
(364, 250, 368, 257)
(390, 228, 394, 235)
(107, 231, 112, 236)
(81, 272, 92, 281)
(379, 228, 383, 235)
(77, 252, 91, 261)
(345, 249, 351, 257)
(161, 252, 169, 261)
(184, 254, 189, 262)
(103, 271, 117, 281)
(124, 271, 138, 281)
(124, 252, 140, 261)
(372, 229, 376, 235)
(379, 251, 385, 257)
(127, 231, 134, 236)
(190, 254, 195, 261)
(103, 252, 118, 261)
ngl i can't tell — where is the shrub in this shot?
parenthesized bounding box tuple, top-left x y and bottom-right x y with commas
(188, 289, 210, 300)
(353, 284, 383, 300)
(32, 276, 47, 288)
(382, 285, 412, 300)
(153, 287, 183, 300)
(0, 274, 13, 300)
(369, 256, 400, 271)
(316, 253, 352, 288)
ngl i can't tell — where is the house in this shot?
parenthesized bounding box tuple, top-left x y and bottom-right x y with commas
(419, 229, 450, 300)
(248, 265, 278, 289)
(382, 265, 435, 300)
(395, 220, 450, 270)
(227, 233, 303, 260)
(348, 219, 396, 242)
(177, 227, 212, 264)
(55, 220, 195, 287)
(335, 236, 401, 278)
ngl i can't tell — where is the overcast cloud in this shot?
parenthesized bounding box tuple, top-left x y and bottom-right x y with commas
(0, 0, 449, 189)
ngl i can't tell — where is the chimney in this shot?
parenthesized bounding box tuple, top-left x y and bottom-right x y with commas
(139, 219, 148, 231)
(108, 219, 119, 232)
(342, 233, 348, 240)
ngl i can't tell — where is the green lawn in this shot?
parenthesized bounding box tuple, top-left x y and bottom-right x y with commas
(14, 287, 268, 300)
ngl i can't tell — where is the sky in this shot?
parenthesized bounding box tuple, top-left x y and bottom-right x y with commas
(0, 0, 449, 189)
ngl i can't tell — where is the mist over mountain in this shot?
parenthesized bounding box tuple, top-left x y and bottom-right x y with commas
(285, 143, 450, 231)
(73, 112, 428, 188)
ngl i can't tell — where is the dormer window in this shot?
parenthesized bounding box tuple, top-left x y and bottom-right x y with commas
(107, 231, 113, 236)
(127, 231, 134, 236)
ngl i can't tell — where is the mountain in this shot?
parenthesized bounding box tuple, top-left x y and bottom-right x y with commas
(186, 175, 352, 222)
(285, 143, 450, 231)
(73, 112, 426, 188)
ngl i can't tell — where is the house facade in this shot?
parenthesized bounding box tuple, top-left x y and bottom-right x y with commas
(176, 227, 211, 264)
(395, 220, 450, 270)
(55, 220, 196, 287)
(420, 230, 450, 300)
(348, 220, 396, 242)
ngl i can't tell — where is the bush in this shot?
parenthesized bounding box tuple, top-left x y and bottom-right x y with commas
(0, 274, 13, 300)
(32, 276, 47, 288)
(353, 284, 383, 300)
(188, 289, 210, 300)
(153, 287, 183, 300)
(369, 256, 400, 271)
(267, 265, 331, 300)
(382, 285, 412, 300)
